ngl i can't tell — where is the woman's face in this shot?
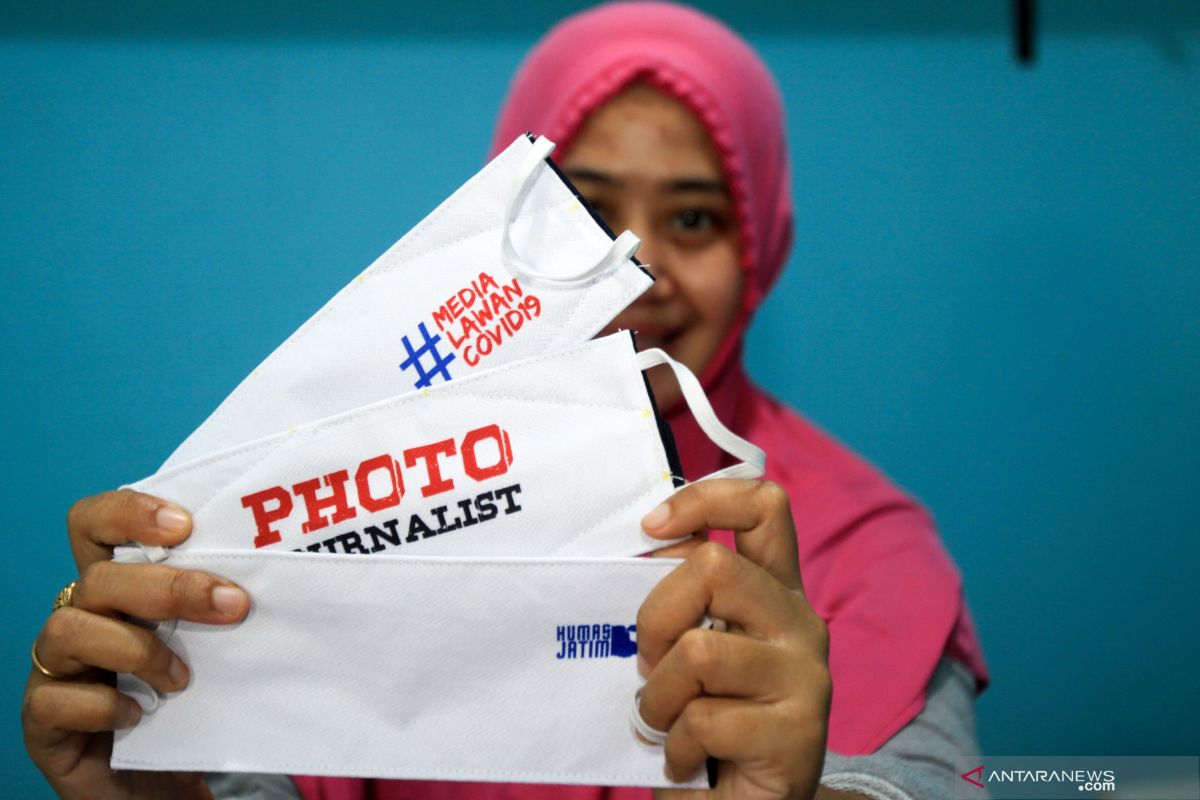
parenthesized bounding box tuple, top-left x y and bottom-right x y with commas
(561, 83, 743, 412)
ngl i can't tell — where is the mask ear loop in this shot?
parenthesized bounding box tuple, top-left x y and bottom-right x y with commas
(109, 542, 175, 715)
(630, 614, 727, 748)
(501, 135, 642, 289)
(636, 349, 766, 481)
(628, 353, 753, 752)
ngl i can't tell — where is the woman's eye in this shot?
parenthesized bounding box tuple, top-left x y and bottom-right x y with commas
(670, 209, 720, 232)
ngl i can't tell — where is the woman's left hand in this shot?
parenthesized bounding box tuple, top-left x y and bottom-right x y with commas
(638, 479, 831, 800)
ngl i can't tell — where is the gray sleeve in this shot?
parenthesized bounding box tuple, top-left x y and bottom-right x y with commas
(205, 771, 303, 800)
(819, 657, 982, 800)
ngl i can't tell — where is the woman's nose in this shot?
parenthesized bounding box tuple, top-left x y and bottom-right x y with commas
(634, 236, 677, 300)
(637, 239, 659, 273)
(610, 209, 675, 300)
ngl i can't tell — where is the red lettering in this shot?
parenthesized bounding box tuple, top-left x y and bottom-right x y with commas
(242, 424, 512, 539)
(502, 279, 524, 304)
(292, 470, 356, 534)
(476, 332, 495, 356)
(431, 305, 455, 332)
(461, 424, 513, 481)
(459, 314, 480, 340)
(457, 287, 477, 309)
(463, 345, 480, 366)
(446, 325, 469, 349)
(241, 486, 293, 548)
(478, 272, 499, 293)
(523, 294, 541, 318)
(355, 455, 404, 512)
(504, 308, 525, 331)
(471, 301, 495, 327)
(446, 294, 463, 317)
(403, 438, 457, 497)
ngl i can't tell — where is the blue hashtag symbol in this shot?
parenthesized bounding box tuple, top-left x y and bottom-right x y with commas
(399, 322, 456, 389)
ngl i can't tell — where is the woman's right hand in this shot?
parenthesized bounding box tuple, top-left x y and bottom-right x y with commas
(22, 489, 250, 800)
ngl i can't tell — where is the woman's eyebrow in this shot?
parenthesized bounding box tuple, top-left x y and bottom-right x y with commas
(564, 167, 618, 186)
(665, 178, 728, 196)
(564, 168, 727, 197)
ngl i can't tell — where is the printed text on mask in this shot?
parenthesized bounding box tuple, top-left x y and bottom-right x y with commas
(433, 272, 541, 368)
(239, 424, 515, 549)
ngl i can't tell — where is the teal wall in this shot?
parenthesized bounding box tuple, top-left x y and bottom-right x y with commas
(3, 2, 1197, 795)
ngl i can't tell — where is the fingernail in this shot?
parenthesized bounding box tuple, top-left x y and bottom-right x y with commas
(169, 655, 189, 688)
(641, 502, 670, 532)
(118, 698, 142, 729)
(155, 505, 190, 534)
(212, 585, 246, 617)
(637, 652, 650, 678)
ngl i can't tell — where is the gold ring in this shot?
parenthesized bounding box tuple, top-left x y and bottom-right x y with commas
(53, 580, 77, 612)
(31, 641, 71, 680)
(34, 580, 79, 679)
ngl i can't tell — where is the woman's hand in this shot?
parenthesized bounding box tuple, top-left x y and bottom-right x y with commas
(639, 479, 831, 800)
(22, 489, 250, 800)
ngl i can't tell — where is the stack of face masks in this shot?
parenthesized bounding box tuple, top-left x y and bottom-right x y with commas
(111, 135, 765, 788)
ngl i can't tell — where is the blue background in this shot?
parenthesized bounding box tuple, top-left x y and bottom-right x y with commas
(3, 2, 1197, 794)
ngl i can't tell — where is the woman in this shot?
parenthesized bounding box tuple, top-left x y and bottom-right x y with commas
(22, 3, 987, 799)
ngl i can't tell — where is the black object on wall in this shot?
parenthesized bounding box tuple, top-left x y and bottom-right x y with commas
(1015, 0, 1036, 65)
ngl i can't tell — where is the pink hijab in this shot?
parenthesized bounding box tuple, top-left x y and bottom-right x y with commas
(296, 4, 987, 798)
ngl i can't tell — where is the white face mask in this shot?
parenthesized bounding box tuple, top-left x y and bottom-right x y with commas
(111, 550, 708, 789)
(160, 135, 652, 470)
(112, 138, 765, 788)
(121, 333, 763, 561)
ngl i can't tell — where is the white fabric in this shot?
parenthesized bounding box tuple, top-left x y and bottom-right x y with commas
(162, 135, 652, 470)
(111, 550, 708, 789)
(111, 134, 767, 786)
(121, 334, 763, 561)
(203, 657, 984, 800)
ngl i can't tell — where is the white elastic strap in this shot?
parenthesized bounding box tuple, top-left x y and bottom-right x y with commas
(112, 542, 175, 713)
(636, 348, 766, 481)
(111, 484, 172, 567)
(114, 542, 170, 565)
(630, 688, 669, 746)
(630, 615, 725, 747)
(502, 135, 642, 288)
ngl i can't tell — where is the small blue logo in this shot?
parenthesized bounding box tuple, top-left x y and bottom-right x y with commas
(399, 321, 456, 389)
(556, 623, 636, 659)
